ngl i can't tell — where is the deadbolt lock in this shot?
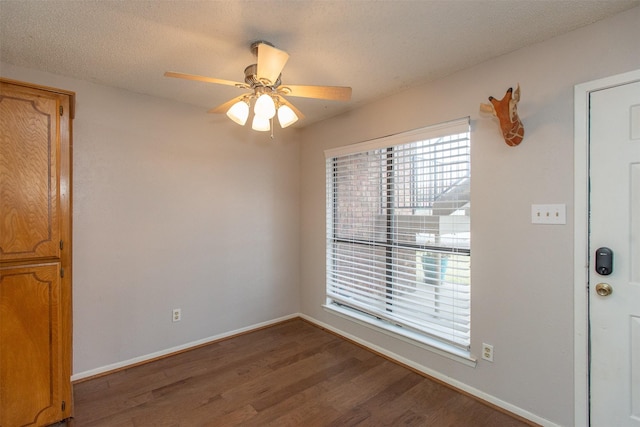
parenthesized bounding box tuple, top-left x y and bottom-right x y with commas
(595, 283, 613, 297)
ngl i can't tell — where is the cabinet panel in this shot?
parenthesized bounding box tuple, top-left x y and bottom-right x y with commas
(0, 263, 65, 427)
(0, 79, 73, 426)
(0, 84, 60, 261)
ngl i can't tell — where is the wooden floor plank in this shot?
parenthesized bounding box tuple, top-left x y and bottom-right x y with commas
(71, 319, 535, 426)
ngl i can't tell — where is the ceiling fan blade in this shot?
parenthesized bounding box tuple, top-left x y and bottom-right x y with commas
(280, 84, 352, 101)
(257, 43, 290, 85)
(208, 94, 249, 114)
(278, 97, 305, 121)
(164, 71, 246, 88)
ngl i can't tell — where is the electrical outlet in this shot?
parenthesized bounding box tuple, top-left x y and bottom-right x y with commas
(531, 204, 566, 225)
(172, 308, 181, 322)
(482, 343, 494, 362)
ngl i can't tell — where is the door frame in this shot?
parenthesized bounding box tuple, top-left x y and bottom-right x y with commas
(574, 68, 640, 426)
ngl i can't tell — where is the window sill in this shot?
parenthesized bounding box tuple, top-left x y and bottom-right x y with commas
(323, 303, 477, 368)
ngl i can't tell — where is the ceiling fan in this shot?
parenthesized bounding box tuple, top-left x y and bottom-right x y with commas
(164, 41, 352, 132)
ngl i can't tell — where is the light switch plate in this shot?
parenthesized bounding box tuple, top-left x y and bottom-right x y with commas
(531, 204, 566, 224)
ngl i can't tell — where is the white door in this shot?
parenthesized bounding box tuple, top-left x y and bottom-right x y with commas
(590, 79, 640, 426)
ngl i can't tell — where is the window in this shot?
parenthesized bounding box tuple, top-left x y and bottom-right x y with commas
(325, 118, 471, 352)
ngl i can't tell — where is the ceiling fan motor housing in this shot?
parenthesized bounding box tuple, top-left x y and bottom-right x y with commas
(244, 64, 281, 88)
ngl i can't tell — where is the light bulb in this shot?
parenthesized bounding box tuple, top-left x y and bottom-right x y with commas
(254, 93, 276, 119)
(252, 115, 270, 132)
(277, 105, 298, 128)
(226, 100, 249, 125)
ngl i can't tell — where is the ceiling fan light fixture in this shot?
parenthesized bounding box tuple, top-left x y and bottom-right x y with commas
(166, 41, 351, 134)
(254, 93, 276, 119)
(226, 99, 249, 125)
(277, 105, 298, 128)
(252, 115, 271, 132)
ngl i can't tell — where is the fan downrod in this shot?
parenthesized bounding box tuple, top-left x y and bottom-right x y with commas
(250, 40, 274, 56)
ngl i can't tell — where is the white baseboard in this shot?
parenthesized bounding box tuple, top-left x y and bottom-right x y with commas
(71, 313, 299, 382)
(299, 313, 559, 427)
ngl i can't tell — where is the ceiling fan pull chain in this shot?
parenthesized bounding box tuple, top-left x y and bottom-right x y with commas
(270, 118, 274, 139)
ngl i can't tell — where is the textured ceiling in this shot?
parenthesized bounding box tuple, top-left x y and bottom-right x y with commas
(1, 1, 638, 127)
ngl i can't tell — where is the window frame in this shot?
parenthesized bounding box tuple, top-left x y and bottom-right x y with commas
(324, 118, 474, 364)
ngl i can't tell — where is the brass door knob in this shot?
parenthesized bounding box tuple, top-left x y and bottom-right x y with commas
(595, 283, 613, 297)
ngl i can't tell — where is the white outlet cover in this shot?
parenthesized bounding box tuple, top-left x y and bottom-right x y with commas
(482, 343, 494, 362)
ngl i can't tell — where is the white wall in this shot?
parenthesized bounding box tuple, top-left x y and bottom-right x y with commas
(0, 63, 302, 376)
(298, 6, 640, 427)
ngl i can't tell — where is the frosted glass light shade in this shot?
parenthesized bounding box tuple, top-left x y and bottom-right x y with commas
(252, 115, 270, 131)
(226, 100, 249, 125)
(277, 105, 298, 128)
(254, 94, 276, 119)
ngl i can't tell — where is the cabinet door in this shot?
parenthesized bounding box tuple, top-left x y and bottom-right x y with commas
(0, 263, 67, 427)
(0, 83, 61, 262)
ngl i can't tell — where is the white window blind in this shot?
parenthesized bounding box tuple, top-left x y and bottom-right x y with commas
(325, 118, 471, 350)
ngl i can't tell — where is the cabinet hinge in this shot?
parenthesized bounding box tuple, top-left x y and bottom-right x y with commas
(62, 400, 66, 411)
(60, 268, 64, 278)
(59, 105, 63, 116)
(60, 240, 64, 250)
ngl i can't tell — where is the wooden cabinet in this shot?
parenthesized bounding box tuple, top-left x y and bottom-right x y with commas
(0, 78, 74, 426)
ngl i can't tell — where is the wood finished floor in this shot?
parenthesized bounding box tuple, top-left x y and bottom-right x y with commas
(71, 319, 533, 426)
